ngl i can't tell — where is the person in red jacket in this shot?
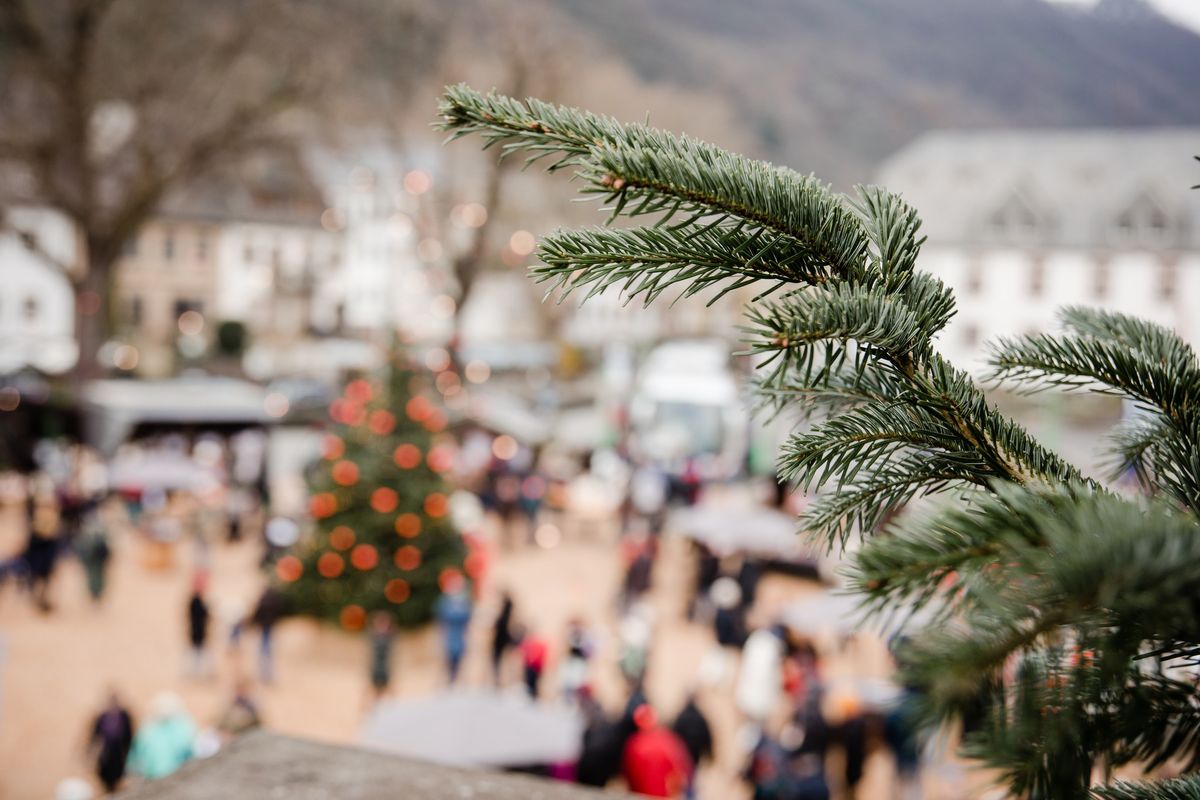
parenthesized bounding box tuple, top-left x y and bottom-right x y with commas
(622, 704, 694, 797)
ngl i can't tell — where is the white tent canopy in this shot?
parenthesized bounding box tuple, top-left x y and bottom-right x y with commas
(83, 375, 274, 454)
(359, 689, 583, 768)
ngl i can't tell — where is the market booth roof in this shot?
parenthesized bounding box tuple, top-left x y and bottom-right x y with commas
(116, 731, 627, 800)
(83, 375, 275, 454)
(359, 689, 584, 769)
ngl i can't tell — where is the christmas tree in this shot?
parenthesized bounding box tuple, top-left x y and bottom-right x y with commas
(440, 85, 1200, 800)
(279, 360, 468, 630)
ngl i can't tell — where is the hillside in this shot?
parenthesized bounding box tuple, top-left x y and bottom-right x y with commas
(549, 0, 1200, 184)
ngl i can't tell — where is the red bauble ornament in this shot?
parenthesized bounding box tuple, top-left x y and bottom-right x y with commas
(275, 555, 303, 582)
(394, 513, 421, 538)
(394, 545, 422, 571)
(322, 434, 345, 460)
(329, 399, 348, 424)
(393, 443, 422, 470)
(427, 445, 454, 473)
(405, 396, 432, 422)
(351, 543, 379, 571)
(340, 604, 367, 631)
(385, 578, 411, 604)
(343, 401, 367, 427)
(423, 410, 447, 433)
(317, 551, 345, 578)
(424, 492, 449, 518)
(329, 525, 356, 551)
(368, 409, 396, 435)
(370, 487, 399, 513)
(309, 492, 338, 519)
(345, 379, 373, 404)
(331, 459, 360, 486)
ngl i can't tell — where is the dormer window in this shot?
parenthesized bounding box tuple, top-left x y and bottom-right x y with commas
(1112, 192, 1173, 246)
(986, 189, 1050, 242)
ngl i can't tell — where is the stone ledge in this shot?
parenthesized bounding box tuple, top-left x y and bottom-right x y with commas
(116, 731, 632, 800)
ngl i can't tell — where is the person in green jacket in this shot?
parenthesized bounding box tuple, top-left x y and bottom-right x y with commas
(126, 693, 195, 780)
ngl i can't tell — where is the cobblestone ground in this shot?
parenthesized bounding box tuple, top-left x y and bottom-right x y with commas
(0, 496, 979, 800)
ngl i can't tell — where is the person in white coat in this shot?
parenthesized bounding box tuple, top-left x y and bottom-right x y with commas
(735, 624, 785, 727)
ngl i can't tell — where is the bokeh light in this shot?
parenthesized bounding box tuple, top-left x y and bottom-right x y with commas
(329, 525, 356, 550)
(384, 579, 411, 604)
(350, 544, 378, 571)
(275, 555, 303, 582)
(370, 487, 399, 513)
(331, 460, 360, 486)
(393, 443, 422, 469)
(403, 169, 432, 195)
(509, 229, 536, 255)
(491, 435, 518, 460)
(394, 545, 422, 571)
(177, 310, 205, 335)
(394, 513, 421, 538)
(339, 604, 366, 631)
(263, 392, 290, 418)
(464, 360, 490, 384)
(317, 552, 345, 579)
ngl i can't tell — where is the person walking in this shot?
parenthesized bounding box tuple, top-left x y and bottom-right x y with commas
(76, 502, 112, 605)
(736, 624, 785, 730)
(88, 691, 134, 794)
(368, 612, 394, 700)
(126, 693, 195, 781)
(435, 574, 472, 685)
(23, 476, 61, 612)
(671, 694, 714, 786)
(520, 628, 549, 700)
(186, 576, 212, 678)
(561, 617, 594, 702)
(621, 704, 693, 798)
(248, 586, 286, 683)
(490, 592, 516, 686)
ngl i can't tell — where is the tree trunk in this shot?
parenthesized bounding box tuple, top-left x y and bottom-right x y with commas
(72, 242, 111, 388)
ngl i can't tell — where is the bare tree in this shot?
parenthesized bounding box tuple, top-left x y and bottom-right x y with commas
(0, 0, 373, 382)
(408, 0, 575, 364)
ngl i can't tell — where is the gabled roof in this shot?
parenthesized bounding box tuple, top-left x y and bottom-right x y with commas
(875, 128, 1200, 249)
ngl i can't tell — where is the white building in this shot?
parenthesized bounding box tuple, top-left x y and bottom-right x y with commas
(305, 145, 445, 340)
(0, 207, 78, 375)
(876, 129, 1200, 370)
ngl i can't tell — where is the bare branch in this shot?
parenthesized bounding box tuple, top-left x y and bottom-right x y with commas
(0, 206, 76, 276)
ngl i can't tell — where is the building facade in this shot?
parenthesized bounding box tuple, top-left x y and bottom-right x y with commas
(875, 129, 1200, 369)
(113, 169, 334, 377)
(0, 207, 78, 375)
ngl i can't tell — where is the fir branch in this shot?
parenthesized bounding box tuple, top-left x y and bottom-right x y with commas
(1094, 776, 1200, 800)
(438, 84, 869, 281)
(533, 223, 831, 307)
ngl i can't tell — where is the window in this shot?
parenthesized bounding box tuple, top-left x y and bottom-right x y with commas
(989, 192, 1045, 238)
(174, 299, 203, 318)
(129, 297, 143, 326)
(196, 233, 209, 261)
(1113, 192, 1173, 245)
(1159, 258, 1177, 303)
(163, 229, 175, 260)
(964, 255, 983, 295)
(1028, 255, 1045, 297)
(23, 296, 38, 321)
(1092, 257, 1110, 300)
